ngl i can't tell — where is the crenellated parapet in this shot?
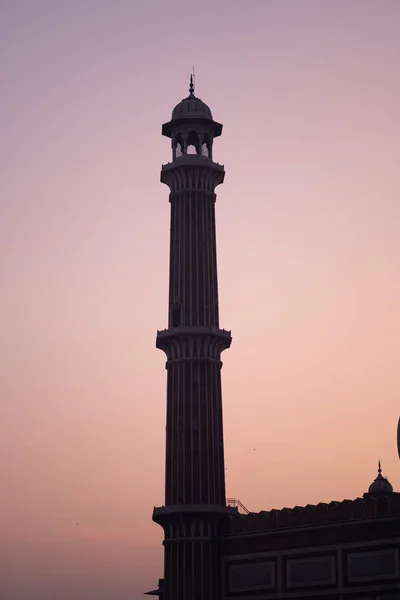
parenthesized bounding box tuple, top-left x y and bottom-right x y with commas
(222, 493, 400, 536)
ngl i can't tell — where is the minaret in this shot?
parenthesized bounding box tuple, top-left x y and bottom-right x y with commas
(152, 78, 235, 600)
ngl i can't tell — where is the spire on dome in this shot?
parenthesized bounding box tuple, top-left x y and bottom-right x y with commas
(162, 76, 222, 140)
(367, 460, 393, 495)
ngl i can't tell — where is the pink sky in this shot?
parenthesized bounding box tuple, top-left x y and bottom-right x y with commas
(1, 1, 399, 598)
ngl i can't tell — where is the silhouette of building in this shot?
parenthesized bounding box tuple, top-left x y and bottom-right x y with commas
(147, 79, 400, 600)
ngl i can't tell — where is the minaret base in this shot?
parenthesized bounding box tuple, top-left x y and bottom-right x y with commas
(153, 505, 237, 600)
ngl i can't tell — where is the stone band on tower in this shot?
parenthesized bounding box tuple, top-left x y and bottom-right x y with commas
(152, 78, 235, 600)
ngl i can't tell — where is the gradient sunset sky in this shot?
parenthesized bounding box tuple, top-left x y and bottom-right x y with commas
(1, 1, 399, 598)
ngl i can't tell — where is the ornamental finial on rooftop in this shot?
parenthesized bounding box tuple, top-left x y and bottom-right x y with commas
(367, 459, 393, 495)
(189, 73, 194, 96)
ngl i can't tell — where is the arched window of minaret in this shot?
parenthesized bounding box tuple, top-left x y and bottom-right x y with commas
(202, 133, 212, 159)
(186, 130, 200, 154)
(174, 133, 184, 158)
(171, 300, 182, 328)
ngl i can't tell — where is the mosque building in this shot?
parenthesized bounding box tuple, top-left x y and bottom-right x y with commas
(146, 79, 400, 600)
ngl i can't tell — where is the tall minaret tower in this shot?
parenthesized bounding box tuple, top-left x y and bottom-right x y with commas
(152, 78, 235, 600)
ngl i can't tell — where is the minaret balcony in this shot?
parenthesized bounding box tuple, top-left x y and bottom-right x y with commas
(153, 503, 238, 532)
(156, 325, 231, 363)
(161, 155, 225, 192)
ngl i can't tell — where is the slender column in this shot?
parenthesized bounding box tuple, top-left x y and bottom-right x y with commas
(157, 160, 229, 510)
(153, 100, 234, 600)
(159, 333, 229, 506)
(168, 188, 220, 328)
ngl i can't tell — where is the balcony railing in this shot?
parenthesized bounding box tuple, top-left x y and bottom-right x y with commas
(226, 498, 249, 514)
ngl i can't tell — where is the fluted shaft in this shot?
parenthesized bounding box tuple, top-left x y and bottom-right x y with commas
(168, 189, 219, 328)
(165, 355, 225, 505)
(163, 521, 220, 600)
(154, 152, 231, 600)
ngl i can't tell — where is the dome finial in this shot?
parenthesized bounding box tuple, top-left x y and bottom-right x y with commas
(367, 458, 394, 494)
(189, 73, 194, 96)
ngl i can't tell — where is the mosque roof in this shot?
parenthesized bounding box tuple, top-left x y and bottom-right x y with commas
(223, 461, 398, 536)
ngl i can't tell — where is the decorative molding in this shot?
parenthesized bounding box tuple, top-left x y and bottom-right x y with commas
(347, 548, 399, 582)
(156, 327, 232, 361)
(286, 555, 336, 588)
(161, 159, 225, 193)
(222, 538, 400, 561)
(229, 562, 276, 593)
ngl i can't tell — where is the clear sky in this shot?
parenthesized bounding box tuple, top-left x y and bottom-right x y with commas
(1, 1, 399, 598)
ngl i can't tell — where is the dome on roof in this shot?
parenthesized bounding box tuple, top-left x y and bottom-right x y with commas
(368, 461, 393, 494)
(172, 95, 213, 121)
(171, 75, 213, 120)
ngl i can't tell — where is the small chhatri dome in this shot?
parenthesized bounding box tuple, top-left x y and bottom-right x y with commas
(171, 74, 213, 121)
(368, 460, 393, 494)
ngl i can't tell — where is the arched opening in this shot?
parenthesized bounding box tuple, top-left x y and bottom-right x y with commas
(171, 301, 182, 328)
(202, 133, 212, 158)
(186, 130, 200, 155)
(174, 133, 184, 158)
(201, 143, 209, 157)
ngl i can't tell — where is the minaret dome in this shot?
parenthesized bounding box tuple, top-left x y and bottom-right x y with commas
(162, 76, 222, 160)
